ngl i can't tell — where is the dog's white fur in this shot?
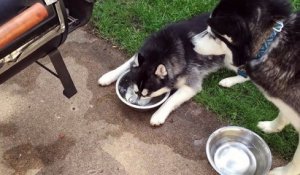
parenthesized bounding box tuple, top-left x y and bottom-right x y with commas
(192, 27, 250, 88)
(150, 85, 197, 125)
(99, 55, 198, 126)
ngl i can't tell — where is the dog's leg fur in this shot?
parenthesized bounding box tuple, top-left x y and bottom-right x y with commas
(150, 85, 197, 126)
(219, 75, 250, 88)
(269, 133, 300, 175)
(258, 111, 289, 133)
(98, 55, 136, 86)
(258, 96, 300, 175)
(193, 32, 250, 88)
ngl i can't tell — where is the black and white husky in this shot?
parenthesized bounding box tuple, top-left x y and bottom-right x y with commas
(193, 0, 300, 174)
(98, 13, 246, 126)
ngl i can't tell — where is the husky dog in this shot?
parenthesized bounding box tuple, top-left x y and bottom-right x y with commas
(98, 13, 228, 126)
(193, 0, 300, 174)
(192, 0, 291, 88)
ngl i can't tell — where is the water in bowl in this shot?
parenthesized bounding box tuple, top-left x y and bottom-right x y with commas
(214, 141, 257, 175)
(124, 85, 151, 106)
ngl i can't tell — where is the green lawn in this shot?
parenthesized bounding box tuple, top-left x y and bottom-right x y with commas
(92, 0, 300, 159)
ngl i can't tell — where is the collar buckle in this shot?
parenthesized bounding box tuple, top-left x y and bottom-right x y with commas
(273, 21, 284, 32)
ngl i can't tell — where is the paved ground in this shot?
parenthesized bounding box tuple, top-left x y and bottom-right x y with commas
(0, 26, 286, 175)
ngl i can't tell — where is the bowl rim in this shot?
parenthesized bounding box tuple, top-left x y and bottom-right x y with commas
(115, 70, 171, 109)
(206, 126, 272, 175)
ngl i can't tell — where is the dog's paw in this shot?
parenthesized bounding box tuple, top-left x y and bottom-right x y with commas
(98, 72, 116, 86)
(269, 163, 299, 175)
(218, 78, 236, 88)
(269, 167, 286, 175)
(258, 121, 282, 134)
(150, 112, 168, 126)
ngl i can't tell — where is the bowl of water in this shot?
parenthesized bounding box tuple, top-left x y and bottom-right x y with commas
(116, 70, 170, 110)
(206, 126, 272, 175)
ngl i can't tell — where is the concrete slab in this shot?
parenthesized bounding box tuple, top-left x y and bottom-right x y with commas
(0, 26, 286, 175)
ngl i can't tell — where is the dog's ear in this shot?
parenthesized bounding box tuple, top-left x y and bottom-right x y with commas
(138, 53, 145, 65)
(207, 17, 237, 36)
(207, 17, 217, 28)
(207, 17, 227, 35)
(155, 64, 167, 79)
(133, 53, 145, 67)
(208, 16, 250, 43)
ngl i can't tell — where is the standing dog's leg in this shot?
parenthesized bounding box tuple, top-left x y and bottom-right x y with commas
(269, 132, 300, 175)
(98, 54, 136, 86)
(258, 111, 289, 133)
(267, 103, 300, 175)
(150, 85, 197, 126)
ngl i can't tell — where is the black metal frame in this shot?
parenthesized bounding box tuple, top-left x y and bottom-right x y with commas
(0, 48, 77, 98)
(0, 0, 94, 98)
(48, 49, 77, 98)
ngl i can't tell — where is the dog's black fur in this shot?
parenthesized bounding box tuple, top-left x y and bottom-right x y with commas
(246, 13, 300, 113)
(208, 0, 291, 66)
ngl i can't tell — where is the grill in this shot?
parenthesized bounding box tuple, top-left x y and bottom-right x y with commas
(0, 0, 94, 98)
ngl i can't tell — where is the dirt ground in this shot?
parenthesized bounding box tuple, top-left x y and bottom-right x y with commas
(0, 26, 286, 175)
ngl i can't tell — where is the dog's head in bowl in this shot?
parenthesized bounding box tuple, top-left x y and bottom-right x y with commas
(116, 69, 171, 110)
(129, 53, 172, 98)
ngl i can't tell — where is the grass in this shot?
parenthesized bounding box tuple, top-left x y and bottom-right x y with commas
(294, 0, 300, 10)
(92, 0, 300, 159)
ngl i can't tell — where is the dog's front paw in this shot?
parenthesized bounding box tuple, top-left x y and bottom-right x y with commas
(269, 163, 299, 175)
(219, 78, 236, 88)
(150, 112, 168, 126)
(98, 72, 117, 86)
(258, 121, 282, 134)
(269, 167, 286, 175)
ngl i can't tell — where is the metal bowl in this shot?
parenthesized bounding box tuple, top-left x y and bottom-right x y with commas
(206, 126, 272, 175)
(116, 70, 170, 110)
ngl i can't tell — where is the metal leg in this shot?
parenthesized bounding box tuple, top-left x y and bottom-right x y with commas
(49, 48, 77, 98)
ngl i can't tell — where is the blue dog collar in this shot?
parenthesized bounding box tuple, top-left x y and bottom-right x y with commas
(255, 21, 284, 59)
(237, 21, 284, 78)
(237, 67, 248, 78)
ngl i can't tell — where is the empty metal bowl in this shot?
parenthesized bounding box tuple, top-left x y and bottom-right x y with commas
(116, 70, 170, 110)
(206, 126, 272, 175)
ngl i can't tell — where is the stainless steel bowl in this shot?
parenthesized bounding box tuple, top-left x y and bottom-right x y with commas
(116, 70, 170, 110)
(206, 126, 272, 175)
